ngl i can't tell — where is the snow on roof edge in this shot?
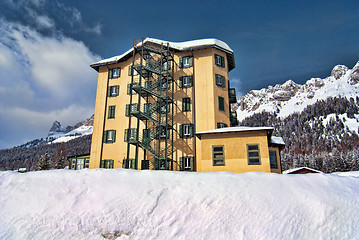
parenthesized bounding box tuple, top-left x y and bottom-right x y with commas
(196, 126, 274, 135)
(283, 167, 323, 174)
(91, 38, 234, 68)
(271, 136, 285, 145)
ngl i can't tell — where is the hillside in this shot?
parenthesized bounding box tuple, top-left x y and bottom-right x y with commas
(235, 61, 359, 121)
(1, 169, 359, 239)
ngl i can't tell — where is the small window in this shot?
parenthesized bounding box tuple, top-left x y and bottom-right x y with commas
(215, 74, 226, 88)
(128, 66, 139, 76)
(85, 159, 90, 168)
(103, 130, 116, 143)
(156, 126, 169, 139)
(109, 68, 120, 78)
(108, 105, 115, 119)
(215, 54, 225, 67)
(248, 144, 261, 165)
(127, 84, 137, 95)
(182, 98, 191, 112)
(213, 145, 225, 166)
(162, 61, 171, 71)
(180, 156, 194, 171)
(124, 128, 138, 142)
(180, 56, 193, 68)
(217, 122, 228, 128)
(141, 160, 150, 170)
(179, 76, 193, 88)
(100, 159, 114, 169)
(123, 159, 135, 169)
(107, 86, 119, 97)
(161, 80, 170, 90)
(218, 96, 225, 111)
(269, 150, 278, 169)
(180, 124, 194, 138)
(125, 104, 138, 116)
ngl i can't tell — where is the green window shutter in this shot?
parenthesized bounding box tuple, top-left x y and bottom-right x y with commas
(179, 77, 183, 88)
(179, 57, 183, 68)
(221, 56, 225, 67)
(125, 104, 130, 116)
(112, 130, 116, 143)
(124, 129, 128, 142)
(190, 157, 194, 171)
(131, 159, 135, 169)
(190, 124, 194, 137)
(100, 160, 105, 168)
(179, 157, 183, 171)
(127, 84, 131, 95)
(219, 97, 225, 111)
(122, 159, 126, 168)
(103, 131, 108, 143)
(108, 69, 112, 79)
(189, 57, 193, 67)
(179, 124, 183, 138)
(109, 160, 114, 168)
(107, 87, 111, 97)
(189, 76, 193, 87)
(115, 86, 119, 95)
(128, 66, 132, 76)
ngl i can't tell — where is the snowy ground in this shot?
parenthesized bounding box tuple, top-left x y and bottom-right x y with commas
(1, 169, 359, 240)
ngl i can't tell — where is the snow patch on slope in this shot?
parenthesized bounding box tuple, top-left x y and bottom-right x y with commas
(1, 169, 359, 239)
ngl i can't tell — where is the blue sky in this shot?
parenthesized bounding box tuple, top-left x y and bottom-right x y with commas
(0, 0, 358, 149)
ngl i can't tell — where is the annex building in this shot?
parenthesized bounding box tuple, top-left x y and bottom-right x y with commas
(89, 38, 284, 173)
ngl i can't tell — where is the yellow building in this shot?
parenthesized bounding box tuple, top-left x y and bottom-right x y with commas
(89, 38, 284, 173)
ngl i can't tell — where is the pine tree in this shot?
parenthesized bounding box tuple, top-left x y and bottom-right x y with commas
(36, 153, 50, 171)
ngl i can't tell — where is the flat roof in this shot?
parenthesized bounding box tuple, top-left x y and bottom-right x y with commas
(90, 37, 235, 71)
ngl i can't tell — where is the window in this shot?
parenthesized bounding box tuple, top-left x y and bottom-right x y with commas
(125, 104, 138, 116)
(179, 76, 193, 88)
(109, 68, 120, 78)
(123, 159, 135, 169)
(141, 160, 149, 170)
(145, 81, 152, 90)
(215, 74, 226, 88)
(70, 158, 90, 170)
(162, 61, 171, 71)
(108, 105, 115, 119)
(248, 144, 261, 165)
(127, 83, 137, 95)
(156, 126, 169, 139)
(107, 86, 119, 97)
(161, 80, 170, 90)
(128, 66, 139, 76)
(180, 156, 194, 171)
(144, 103, 152, 115)
(218, 96, 225, 111)
(124, 128, 137, 142)
(103, 130, 116, 143)
(217, 122, 228, 128)
(213, 145, 225, 166)
(180, 56, 193, 68)
(180, 124, 194, 138)
(215, 54, 225, 67)
(182, 98, 191, 112)
(269, 150, 278, 169)
(100, 159, 114, 168)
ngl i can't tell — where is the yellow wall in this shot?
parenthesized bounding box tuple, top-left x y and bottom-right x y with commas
(197, 130, 274, 173)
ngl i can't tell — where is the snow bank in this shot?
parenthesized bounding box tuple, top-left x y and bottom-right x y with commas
(1, 170, 359, 239)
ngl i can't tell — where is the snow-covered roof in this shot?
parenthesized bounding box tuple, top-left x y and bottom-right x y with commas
(283, 167, 323, 174)
(271, 136, 285, 146)
(91, 37, 235, 71)
(196, 126, 274, 135)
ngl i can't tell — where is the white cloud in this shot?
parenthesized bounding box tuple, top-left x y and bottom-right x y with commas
(0, 19, 101, 148)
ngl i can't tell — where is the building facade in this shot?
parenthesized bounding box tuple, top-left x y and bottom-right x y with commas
(89, 38, 284, 173)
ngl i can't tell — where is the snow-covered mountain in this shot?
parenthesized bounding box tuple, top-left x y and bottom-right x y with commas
(235, 61, 359, 122)
(47, 115, 93, 144)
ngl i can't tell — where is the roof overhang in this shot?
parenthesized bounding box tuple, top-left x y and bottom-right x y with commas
(195, 126, 274, 140)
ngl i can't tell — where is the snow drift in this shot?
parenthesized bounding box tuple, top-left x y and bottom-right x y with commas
(0, 169, 359, 239)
